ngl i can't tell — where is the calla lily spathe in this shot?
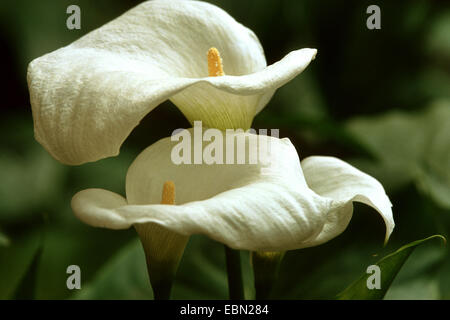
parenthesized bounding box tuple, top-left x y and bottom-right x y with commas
(71, 131, 394, 251)
(27, 0, 317, 165)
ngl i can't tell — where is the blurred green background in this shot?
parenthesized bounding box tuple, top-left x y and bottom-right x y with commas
(0, 0, 449, 299)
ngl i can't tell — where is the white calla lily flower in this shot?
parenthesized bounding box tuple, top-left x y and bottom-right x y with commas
(27, 0, 317, 165)
(71, 130, 394, 251)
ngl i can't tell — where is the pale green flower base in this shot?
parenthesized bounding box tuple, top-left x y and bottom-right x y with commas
(251, 251, 285, 299)
(134, 223, 188, 300)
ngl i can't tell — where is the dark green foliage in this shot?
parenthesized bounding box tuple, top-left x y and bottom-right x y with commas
(0, 0, 449, 299)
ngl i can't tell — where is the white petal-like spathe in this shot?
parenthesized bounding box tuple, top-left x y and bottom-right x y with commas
(72, 131, 394, 251)
(28, 0, 317, 165)
(301, 156, 395, 246)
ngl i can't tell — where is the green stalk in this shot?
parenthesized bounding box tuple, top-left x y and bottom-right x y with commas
(251, 251, 285, 299)
(224, 246, 245, 300)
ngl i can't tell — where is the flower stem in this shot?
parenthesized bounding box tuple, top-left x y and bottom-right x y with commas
(147, 267, 175, 300)
(224, 246, 245, 300)
(135, 223, 188, 300)
(251, 251, 284, 299)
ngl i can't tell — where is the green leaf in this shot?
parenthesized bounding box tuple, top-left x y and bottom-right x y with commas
(34, 222, 134, 299)
(0, 231, 10, 247)
(337, 235, 446, 300)
(0, 116, 67, 223)
(73, 235, 228, 300)
(0, 231, 41, 299)
(426, 9, 450, 61)
(73, 239, 153, 300)
(12, 237, 44, 299)
(0, 0, 135, 76)
(347, 101, 450, 208)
